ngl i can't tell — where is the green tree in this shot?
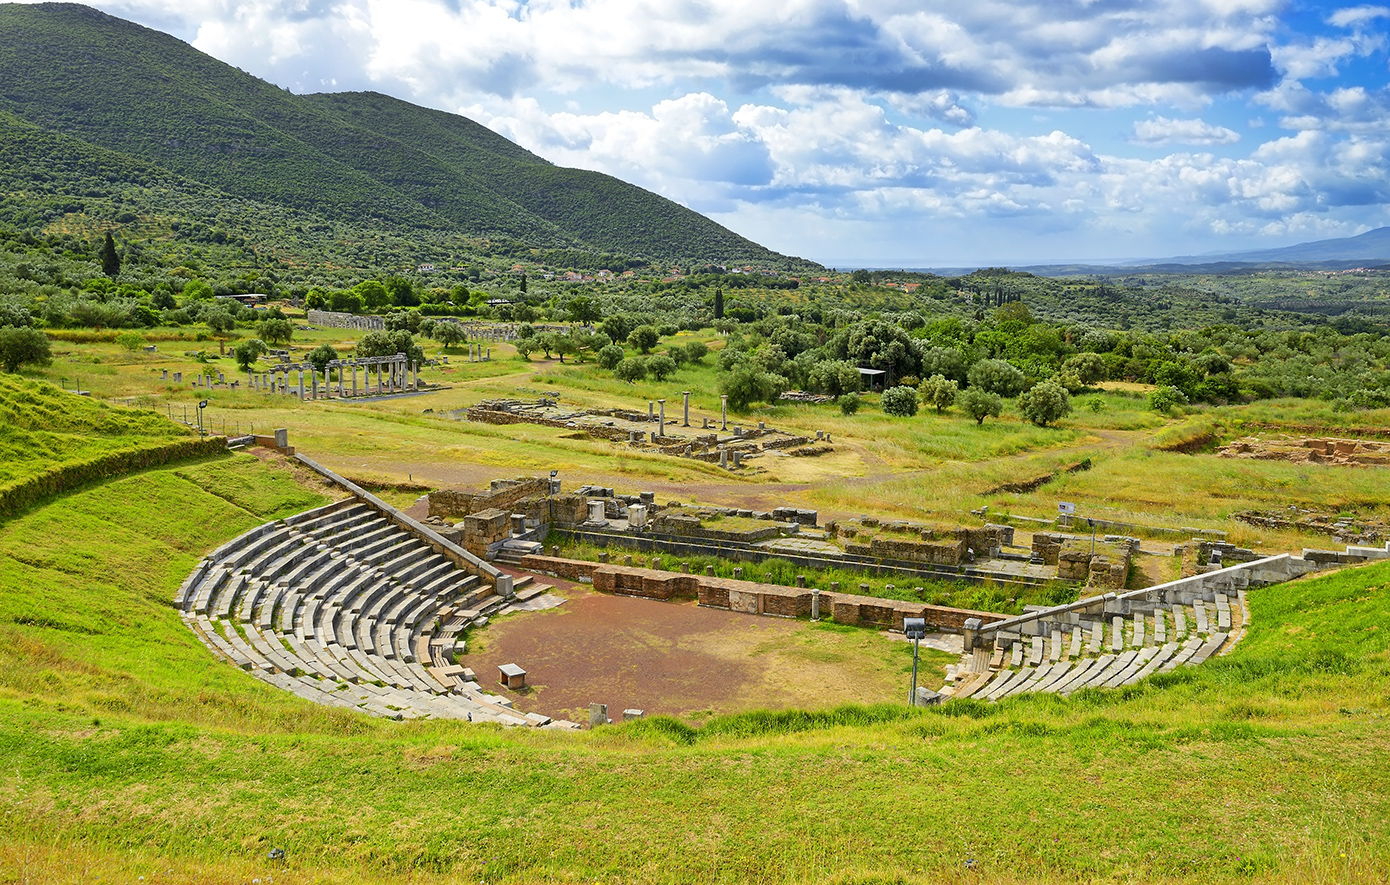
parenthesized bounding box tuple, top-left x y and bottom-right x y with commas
(1149, 385, 1189, 413)
(1062, 352, 1107, 385)
(629, 325, 660, 354)
(115, 331, 144, 352)
(306, 343, 338, 374)
(958, 388, 1003, 425)
(597, 343, 625, 369)
(647, 353, 678, 381)
(567, 297, 601, 324)
(304, 288, 327, 311)
(515, 337, 539, 360)
(713, 288, 724, 319)
(204, 308, 235, 336)
(0, 326, 51, 373)
(384, 277, 418, 307)
(967, 358, 1028, 397)
(151, 288, 176, 311)
(100, 231, 121, 278)
(434, 322, 465, 349)
(615, 357, 647, 383)
(838, 392, 861, 415)
(182, 279, 214, 301)
(354, 280, 390, 311)
(258, 318, 293, 346)
(1018, 380, 1071, 426)
(919, 374, 958, 413)
(881, 385, 919, 417)
(600, 315, 634, 345)
(328, 290, 364, 313)
(720, 363, 786, 411)
(232, 338, 268, 371)
(683, 340, 709, 363)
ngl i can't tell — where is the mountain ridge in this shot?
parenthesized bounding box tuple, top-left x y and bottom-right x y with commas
(0, 2, 804, 267)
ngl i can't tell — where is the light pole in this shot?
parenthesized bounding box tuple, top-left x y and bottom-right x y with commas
(549, 469, 558, 528)
(196, 399, 209, 440)
(904, 618, 926, 706)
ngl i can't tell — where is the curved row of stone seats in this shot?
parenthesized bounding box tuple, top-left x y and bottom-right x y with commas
(944, 593, 1240, 702)
(179, 498, 555, 725)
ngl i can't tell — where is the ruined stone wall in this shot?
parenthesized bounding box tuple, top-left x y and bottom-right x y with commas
(428, 477, 549, 519)
(465, 407, 634, 443)
(510, 554, 1007, 633)
(462, 508, 510, 558)
(844, 536, 966, 566)
(649, 511, 782, 543)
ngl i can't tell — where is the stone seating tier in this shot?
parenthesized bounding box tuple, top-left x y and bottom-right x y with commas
(179, 502, 555, 726)
(945, 594, 1242, 702)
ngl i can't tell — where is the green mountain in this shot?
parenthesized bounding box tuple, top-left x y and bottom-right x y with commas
(0, 2, 799, 267)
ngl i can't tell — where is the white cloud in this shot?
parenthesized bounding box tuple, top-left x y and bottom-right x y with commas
(17, 0, 1388, 260)
(1328, 5, 1390, 28)
(1132, 116, 1242, 145)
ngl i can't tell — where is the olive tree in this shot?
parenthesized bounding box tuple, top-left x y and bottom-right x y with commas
(1017, 380, 1072, 426)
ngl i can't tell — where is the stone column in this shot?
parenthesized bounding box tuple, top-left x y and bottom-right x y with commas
(351, 363, 358, 396)
(682, 391, 690, 426)
(648, 401, 654, 420)
(311, 369, 318, 400)
(721, 395, 729, 430)
(658, 399, 665, 438)
(298, 368, 305, 399)
(812, 588, 821, 621)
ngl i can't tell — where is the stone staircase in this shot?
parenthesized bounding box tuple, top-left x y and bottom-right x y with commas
(943, 593, 1242, 700)
(175, 499, 567, 727)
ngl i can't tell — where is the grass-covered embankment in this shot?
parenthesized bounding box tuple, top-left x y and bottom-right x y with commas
(1, 454, 1389, 883)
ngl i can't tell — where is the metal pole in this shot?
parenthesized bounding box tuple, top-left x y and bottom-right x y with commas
(910, 636, 920, 706)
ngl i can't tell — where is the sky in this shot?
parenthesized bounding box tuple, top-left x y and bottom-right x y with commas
(41, 0, 1390, 266)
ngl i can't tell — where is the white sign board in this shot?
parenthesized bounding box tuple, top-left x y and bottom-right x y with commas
(1057, 501, 1076, 515)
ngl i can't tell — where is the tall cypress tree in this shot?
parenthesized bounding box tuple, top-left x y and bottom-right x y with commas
(714, 287, 724, 319)
(100, 231, 121, 278)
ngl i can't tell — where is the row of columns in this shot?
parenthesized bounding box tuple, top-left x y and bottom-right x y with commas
(248, 357, 419, 401)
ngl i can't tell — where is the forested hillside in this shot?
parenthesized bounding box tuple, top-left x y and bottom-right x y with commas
(0, 3, 795, 267)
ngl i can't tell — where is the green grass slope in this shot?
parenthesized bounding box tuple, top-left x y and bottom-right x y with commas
(0, 375, 193, 491)
(0, 2, 793, 263)
(1, 453, 1388, 883)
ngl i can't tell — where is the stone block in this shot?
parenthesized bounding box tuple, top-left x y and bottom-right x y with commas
(589, 702, 609, 728)
(623, 709, 645, 721)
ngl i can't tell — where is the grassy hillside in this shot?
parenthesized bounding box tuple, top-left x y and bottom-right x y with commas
(0, 374, 193, 491)
(0, 452, 1387, 882)
(0, 2, 794, 265)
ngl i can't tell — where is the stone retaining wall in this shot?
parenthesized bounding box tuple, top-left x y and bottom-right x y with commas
(509, 554, 1008, 633)
(428, 477, 550, 519)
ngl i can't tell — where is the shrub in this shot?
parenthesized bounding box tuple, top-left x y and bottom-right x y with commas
(683, 340, 708, 363)
(838, 392, 861, 415)
(615, 357, 648, 383)
(720, 363, 786, 411)
(1150, 384, 1189, 413)
(959, 388, 1003, 425)
(919, 374, 958, 413)
(596, 344, 625, 370)
(306, 343, 339, 374)
(968, 358, 1028, 397)
(0, 326, 52, 373)
(628, 325, 660, 354)
(881, 385, 919, 417)
(1018, 380, 1071, 426)
(232, 338, 268, 371)
(115, 331, 144, 353)
(647, 354, 678, 381)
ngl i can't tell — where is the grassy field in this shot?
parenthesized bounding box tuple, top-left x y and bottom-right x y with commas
(1, 454, 1388, 882)
(4, 331, 1390, 882)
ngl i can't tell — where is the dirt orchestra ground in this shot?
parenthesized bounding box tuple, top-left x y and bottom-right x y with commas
(466, 576, 933, 723)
